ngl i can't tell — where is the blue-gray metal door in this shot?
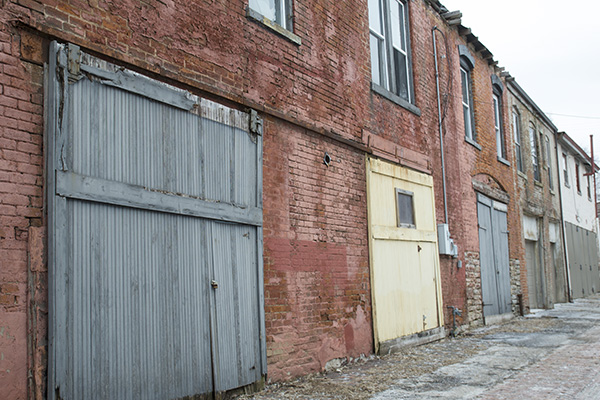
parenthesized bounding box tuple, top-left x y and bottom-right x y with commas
(477, 194, 511, 317)
(47, 42, 266, 399)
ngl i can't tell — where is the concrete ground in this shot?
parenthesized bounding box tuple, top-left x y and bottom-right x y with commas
(240, 295, 600, 399)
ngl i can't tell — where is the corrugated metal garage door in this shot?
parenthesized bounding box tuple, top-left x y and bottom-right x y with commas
(477, 194, 511, 318)
(47, 42, 266, 399)
(566, 222, 600, 299)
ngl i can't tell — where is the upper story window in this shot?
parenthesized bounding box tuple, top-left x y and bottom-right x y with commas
(493, 94, 504, 157)
(512, 109, 523, 172)
(459, 45, 476, 143)
(491, 75, 505, 161)
(529, 124, 540, 181)
(249, 0, 293, 31)
(563, 153, 569, 186)
(369, 0, 413, 104)
(545, 135, 553, 190)
(576, 162, 581, 194)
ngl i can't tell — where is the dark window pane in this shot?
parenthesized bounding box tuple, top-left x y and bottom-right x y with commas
(394, 49, 408, 100)
(397, 190, 414, 226)
(370, 34, 382, 86)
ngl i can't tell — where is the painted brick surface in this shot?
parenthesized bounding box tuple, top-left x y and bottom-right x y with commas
(0, 23, 44, 400)
(262, 117, 372, 380)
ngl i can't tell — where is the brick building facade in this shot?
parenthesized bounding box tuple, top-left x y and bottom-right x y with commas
(0, 0, 585, 398)
(506, 80, 567, 310)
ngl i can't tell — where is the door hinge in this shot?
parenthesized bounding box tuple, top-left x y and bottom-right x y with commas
(66, 43, 82, 81)
(248, 109, 263, 143)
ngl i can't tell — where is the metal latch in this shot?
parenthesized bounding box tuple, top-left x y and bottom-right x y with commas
(211, 280, 219, 289)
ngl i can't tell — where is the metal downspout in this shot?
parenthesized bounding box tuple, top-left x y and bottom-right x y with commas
(432, 26, 448, 224)
(556, 132, 573, 302)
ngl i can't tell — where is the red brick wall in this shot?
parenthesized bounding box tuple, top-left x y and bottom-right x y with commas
(262, 117, 371, 380)
(0, 0, 534, 392)
(1, 0, 378, 390)
(0, 24, 45, 399)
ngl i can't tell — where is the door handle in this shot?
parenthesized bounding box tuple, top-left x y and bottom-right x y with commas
(211, 280, 219, 289)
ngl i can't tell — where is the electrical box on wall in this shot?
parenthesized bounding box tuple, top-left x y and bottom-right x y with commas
(437, 223, 458, 257)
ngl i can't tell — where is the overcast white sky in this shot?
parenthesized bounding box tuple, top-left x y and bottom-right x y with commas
(440, 0, 600, 157)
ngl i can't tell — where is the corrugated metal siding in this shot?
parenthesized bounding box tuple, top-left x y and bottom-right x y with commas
(67, 202, 213, 399)
(49, 43, 265, 399)
(567, 222, 600, 298)
(492, 204, 512, 314)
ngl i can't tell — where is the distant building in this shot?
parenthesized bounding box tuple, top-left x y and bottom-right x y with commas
(557, 132, 600, 298)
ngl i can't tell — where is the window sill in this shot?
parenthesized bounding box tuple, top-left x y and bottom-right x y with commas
(371, 83, 421, 116)
(577, 190, 582, 196)
(565, 182, 570, 188)
(550, 189, 556, 196)
(497, 156, 510, 167)
(465, 136, 481, 150)
(534, 180, 543, 188)
(247, 8, 302, 45)
(517, 170, 527, 180)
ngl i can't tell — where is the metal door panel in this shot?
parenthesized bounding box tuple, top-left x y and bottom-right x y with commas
(371, 240, 423, 340)
(64, 201, 213, 399)
(477, 194, 511, 318)
(210, 222, 261, 392)
(525, 240, 543, 309)
(48, 42, 265, 399)
(477, 199, 498, 316)
(367, 158, 443, 348)
(491, 207, 511, 314)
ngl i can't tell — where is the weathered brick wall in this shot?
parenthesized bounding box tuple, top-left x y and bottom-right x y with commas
(0, 0, 542, 393)
(262, 116, 372, 380)
(510, 258, 522, 314)
(507, 86, 567, 309)
(2, 0, 373, 144)
(0, 22, 45, 400)
(0, 0, 376, 392)
(465, 251, 483, 327)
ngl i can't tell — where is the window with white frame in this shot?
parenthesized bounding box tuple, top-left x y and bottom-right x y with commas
(491, 76, 505, 160)
(529, 124, 540, 181)
(545, 135, 553, 190)
(369, 0, 412, 102)
(395, 188, 415, 228)
(461, 67, 475, 140)
(459, 46, 476, 142)
(513, 110, 523, 172)
(249, 0, 292, 30)
(587, 170, 592, 199)
(493, 93, 505, 159)
(563, 153, 569, 186)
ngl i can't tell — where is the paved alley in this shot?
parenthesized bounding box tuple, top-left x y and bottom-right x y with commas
(240, 296, 600, 399)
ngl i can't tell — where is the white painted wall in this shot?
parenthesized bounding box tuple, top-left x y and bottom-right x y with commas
(557, 142, 596, 231)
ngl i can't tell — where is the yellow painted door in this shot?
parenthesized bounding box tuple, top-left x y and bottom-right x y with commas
(367, 157, 443, 346)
